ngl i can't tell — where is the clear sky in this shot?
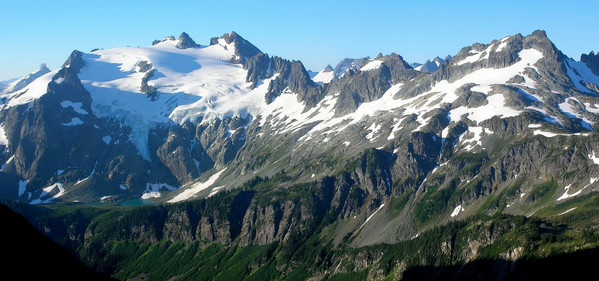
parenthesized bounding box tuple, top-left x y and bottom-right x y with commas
(1, 0, 598, 81)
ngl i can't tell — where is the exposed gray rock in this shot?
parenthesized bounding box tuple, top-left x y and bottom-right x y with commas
(176, 32, 199, 49)
(581, 51, 599, 76)
(211, 31, 262, 64)
(244, 53, 273, 88)
(136, 60, 152, 72)
(378, 53, 421, 83)
(507, 75, 526, 84)
(244, 54, 322, 107)
(334, 64, 392, 116)
(453, 83, 489, 109)
(140, 69, 157, 100)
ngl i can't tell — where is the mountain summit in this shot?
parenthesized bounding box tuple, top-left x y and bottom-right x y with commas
(414, 56, 450, 73)
(176, 32, 199, 49)
(210, 31, 262, 64)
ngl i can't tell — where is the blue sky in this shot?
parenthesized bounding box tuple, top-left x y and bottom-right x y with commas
(1, 0, 597, 81)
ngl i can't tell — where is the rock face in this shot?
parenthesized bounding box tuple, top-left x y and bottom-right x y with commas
(211, 31, 262, 64)
(581, 51, 599, 76)
(176, 32, 199, 49)
(333, 64, 392, 116)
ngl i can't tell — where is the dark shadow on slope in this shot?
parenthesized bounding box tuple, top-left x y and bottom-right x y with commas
(401, 247, 599, 281)
(0, 203, 116, 281)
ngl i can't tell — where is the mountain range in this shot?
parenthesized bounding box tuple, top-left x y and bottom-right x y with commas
(410, 56, 451, 73)
(1, 29, 599, 280)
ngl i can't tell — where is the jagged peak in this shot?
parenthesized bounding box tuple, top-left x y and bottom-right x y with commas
(211, 31, 245, 46)
(581, 50, 599, 76)
(414, 56, 447, 73)
(323, 65, 334, 72)
(62, 50, 84, 70)
(582, 50, 598, 60)
(209, 31, 262, 64)
(530, 29, 548, 40)
(449, 29, 564, 69)
(38, 63, 49, 72)
(176, 32, 199, 49)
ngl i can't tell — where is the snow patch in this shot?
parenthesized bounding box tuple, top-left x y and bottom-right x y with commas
(557, 184, 586, 201)
(0, 124, 8, 146)
(312, 69, 334, 84)
(564, 58, 599, 94)
(168, 169, 226, 203)
(458, 126, 489, 151)
(102, 135, 112, 144)
(207, 185, 225, 198)
(365, 122, 382, 141)
(60, 101, 88, 115)
(534, 131, 590, 138)
(450, 205, 465, 217)
(495, 37, 509, 52)
(18, 180, 28, 197)
(557, 207, 577, 216)
(588, 151, 599, 165)
(31, 183, 66, 204)
(63, 117, 84, 126)
(456, 45, 493, 65)
(359, 203, 385, 229)
(388, 117, 405, 140)
(583, 103, 599, 114)
(449, 94, 521, 125)
(141, 182, 179, 199)
(1, 155, 14, 171)
(0, 70, 59, 107)
(141, 192, 161, 199)
(360, 60, 383, 71)
(559, 97, 593, 130)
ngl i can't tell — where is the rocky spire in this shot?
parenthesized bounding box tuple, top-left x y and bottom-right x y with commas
(581, 51, 599, 76)
(176, 32, 199, 49)
(210, 31, 262, 64)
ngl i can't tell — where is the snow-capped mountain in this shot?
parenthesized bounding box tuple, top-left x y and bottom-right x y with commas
(0, 78, 18, 93)
(311, 65, 334, 84)
(0, 64, 50, 96)
(1, 28, 599, 232)
(413, 55, 451, 73)
(332, 57, 371, 79)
